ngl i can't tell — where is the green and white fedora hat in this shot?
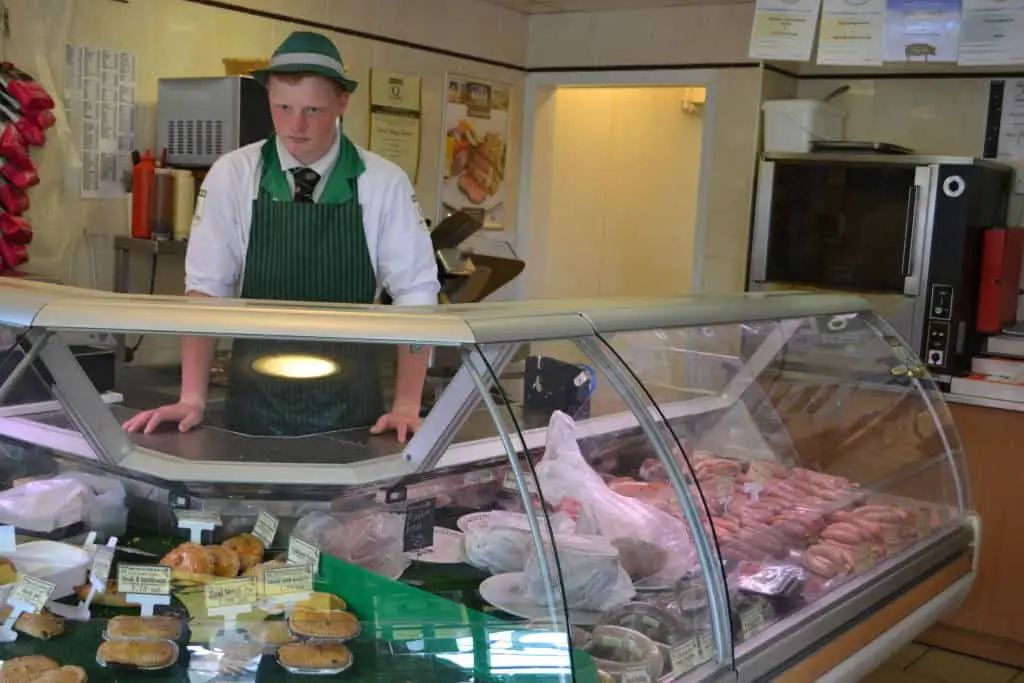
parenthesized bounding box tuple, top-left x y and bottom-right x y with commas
(252, 31, 358, 93)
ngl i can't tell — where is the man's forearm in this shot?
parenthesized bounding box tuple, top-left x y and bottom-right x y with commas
(180, 291, 216, 407)
(393, 345, 429, 413)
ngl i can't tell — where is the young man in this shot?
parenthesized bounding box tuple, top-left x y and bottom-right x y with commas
(124, 31, 438, 441)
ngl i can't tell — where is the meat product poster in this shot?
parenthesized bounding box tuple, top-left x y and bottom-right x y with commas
(440, 74, 510, 229)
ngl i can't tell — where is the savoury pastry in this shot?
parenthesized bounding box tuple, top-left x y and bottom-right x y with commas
(0, 655, 59, 683)
(242, 559, 286, 578)
(0, 608, 66, 640)
(32, 666, 88, 683)
(206, 545, 241, 578)
(294, 592, 347, 612)
(106, 615, 182, 641)
(97, 640, 177, 669)
(222, 534, 265, 572)
(76, 580, 136, 607)
(160, 542, 214, 576)
(277, 642, 352, 670)
(288, 608, 360, 640)
(249, 619, 296, 647)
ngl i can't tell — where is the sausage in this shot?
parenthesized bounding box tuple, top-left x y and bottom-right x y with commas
(854, 505, 910, 522)
(808, 542, 855, 571)
(821, 526, 863, 546)
(803, 553, 838, 578)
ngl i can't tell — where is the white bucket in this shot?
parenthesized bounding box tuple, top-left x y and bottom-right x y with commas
(762, 99, 845, 153)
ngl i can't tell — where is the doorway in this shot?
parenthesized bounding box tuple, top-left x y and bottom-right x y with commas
(517, 72, 715, 301)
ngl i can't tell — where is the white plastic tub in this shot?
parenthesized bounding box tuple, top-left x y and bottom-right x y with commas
(6, 541, 90, 600)
(762, 99, 845, 153)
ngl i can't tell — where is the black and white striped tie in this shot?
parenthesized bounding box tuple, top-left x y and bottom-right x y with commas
(291, 167, 321, 203)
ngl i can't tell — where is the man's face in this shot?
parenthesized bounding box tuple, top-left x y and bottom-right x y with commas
(267, 74, 349, 164)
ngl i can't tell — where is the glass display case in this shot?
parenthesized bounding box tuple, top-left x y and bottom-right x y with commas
(0, 279, 977, 682)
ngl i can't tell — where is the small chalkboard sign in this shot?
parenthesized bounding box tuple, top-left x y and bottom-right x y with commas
(403, 498, 436, 553)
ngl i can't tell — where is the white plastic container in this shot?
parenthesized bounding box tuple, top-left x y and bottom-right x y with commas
(762, 99, 845, 153)
(6, 541, 90, 599)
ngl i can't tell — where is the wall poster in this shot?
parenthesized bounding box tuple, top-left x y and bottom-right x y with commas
(64, 43, 136, 199)
(439, 74, 510, 230)
(368, 70, 422, 183)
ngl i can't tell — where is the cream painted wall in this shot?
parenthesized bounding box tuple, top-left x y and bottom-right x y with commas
(532, 87, 704, 299)
(4, 0, 526, 293)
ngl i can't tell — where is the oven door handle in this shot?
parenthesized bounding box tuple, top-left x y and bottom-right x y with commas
(899, 184, 918, 281)
(902, 167, 930, 296)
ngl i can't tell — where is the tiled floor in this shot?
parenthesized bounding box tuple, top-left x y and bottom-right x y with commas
(861, 643, 1024, 683)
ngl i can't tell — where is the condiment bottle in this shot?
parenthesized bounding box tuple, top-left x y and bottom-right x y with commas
(171, 169, 195, 241)
(150, 167, 174, 240)
(130, 149, 155, 239)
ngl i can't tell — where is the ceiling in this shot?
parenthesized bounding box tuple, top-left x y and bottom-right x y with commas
(478, 0, 707, 14)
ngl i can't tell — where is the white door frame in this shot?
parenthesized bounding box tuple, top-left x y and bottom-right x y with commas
(514, 69, 719, 300)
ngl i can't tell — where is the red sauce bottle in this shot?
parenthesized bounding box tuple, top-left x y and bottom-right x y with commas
(131, 149, 156, 239)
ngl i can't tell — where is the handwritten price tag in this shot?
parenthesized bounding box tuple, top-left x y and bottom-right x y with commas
(740, 606, 766, 637)
(174, 510, 221, 525)
(117, 565, 171, 596)
(9, 576, 55, 613)
(90, 546, 115, 588)
(205, 577, 257, 609)
(252, 511, 279, 548)
(620, 667, 652, 683)
(287, 536, 320, 572)
(263, 565, 314, 597)
(502, 470, 538, 494)
(670, 638, 702, 674)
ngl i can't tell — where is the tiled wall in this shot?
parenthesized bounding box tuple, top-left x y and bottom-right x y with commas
(5, 0, 526, 291)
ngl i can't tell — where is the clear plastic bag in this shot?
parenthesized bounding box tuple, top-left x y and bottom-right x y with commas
(462, 510, 575, 574)
(521, 534, 634, 612)
(293, 511, 410, 579)
(0, 472, 127, 534)
(534, 411, 698, 587)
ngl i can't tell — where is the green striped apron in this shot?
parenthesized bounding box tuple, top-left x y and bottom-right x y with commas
(224, 135, 383, 436)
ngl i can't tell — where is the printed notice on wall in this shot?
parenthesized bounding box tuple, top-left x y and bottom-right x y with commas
(64, 44, 135, 199)
(368, 70, 422, 184)
(958, 0, 1024, 66)
(816, 0, 885, 65)
(985, 79, 1024, 162)
(883, 0, 962, 62)
(748, 0, 823, 61)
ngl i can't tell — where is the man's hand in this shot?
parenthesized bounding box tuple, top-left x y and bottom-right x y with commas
(122, 401, 204, 435)
(369, 408, 422, 444)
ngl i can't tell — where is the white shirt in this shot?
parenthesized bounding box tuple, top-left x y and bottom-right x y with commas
(185, 135, 439, 306)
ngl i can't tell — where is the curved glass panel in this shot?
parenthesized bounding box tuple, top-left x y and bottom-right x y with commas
(475, 337, 732, 682)
(598, 310, 970, 676)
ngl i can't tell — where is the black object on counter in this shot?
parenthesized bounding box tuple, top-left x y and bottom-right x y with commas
(403, 498, 437, 553)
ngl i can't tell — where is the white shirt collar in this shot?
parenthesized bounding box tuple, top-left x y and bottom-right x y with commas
(275, 131, 341, 180)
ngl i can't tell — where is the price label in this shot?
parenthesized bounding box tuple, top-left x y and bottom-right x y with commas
(621, 667, 652, 683)
(9, 576, 55, 613)
(464, 470, 496, 486)
(264, 565, 313, 596)
(90, 546, 115, 587)
(502, 470, 538, 494)
(287, 536, 321, 571)
(118, 564, 171, 596)
(205, 577, 257, 609)
(714, 476, 733, 498)
(916, 510, 933, 539)
(0, 525, 15, 553)
(670, 638, 702, 674)
(175, 510, 221, 526)
(698, 632, 714, 658)
(740, 606, 766, 637)
(854, 544, 874, 572)
(881, 524, 902, 547)
(252, 511, 279, 548)
(748, 461, 771, 484)
(403, 498, 437, 553)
